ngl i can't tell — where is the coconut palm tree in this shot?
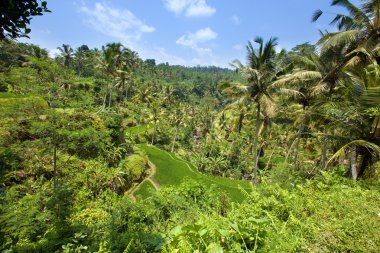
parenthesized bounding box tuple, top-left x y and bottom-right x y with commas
(313, 0, 380, 64)
(170, 103, 186, 152)
(221, 36, 280, 187)
(324, 61, 380, 179)
(273, 44, 349, 170)
(57, 44, 74, 68)
(96, 43, 124, 108)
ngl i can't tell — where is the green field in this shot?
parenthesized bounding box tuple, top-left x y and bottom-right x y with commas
(133, 179, 157, 200)
(137, 144, 253, 202)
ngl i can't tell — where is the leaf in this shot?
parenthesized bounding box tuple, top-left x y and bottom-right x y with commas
(217, 229, 229, 237)
(326, 140, 380, 168)
(248, 217, 269, 224)
(312, 9, 323, 22)
(207, 243, 223, 253)
(199, 228, 208, 237)
(170, 225, 182, 236)
(229, 222, 240, 232)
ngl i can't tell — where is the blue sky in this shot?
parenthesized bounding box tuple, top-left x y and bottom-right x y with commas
(20, 0, 359, 67)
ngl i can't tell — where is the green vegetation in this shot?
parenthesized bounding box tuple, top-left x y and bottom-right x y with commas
(139, 144, 252, 202)
(0, 0, 379, 252)
(133, 179, 157, 200)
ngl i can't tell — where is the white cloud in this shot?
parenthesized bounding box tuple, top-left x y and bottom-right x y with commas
(150, 47, 187, 65)
(163, 0, 216, 17)
(275, 44, 284, 53)
(176, 27, 217, 55)
(233, 44, 243, 51)
(78, 2, 155, 47)
(48, 48, 60, 58)
(231, 15, 241, 25)
(39, 29, 52, 34)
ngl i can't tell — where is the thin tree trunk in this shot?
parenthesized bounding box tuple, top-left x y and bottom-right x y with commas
(321, 127, 328, 169)
(372, 117, 379, 138)
(171, 126, 179, 152)
(151, 121, 157, 145)
(103, 81, 108, 109)
(293, 121, 305, 171)
(350, 146, 358, 180)
(237, 112, 244, 133)
(125, 83, 129, 100)
(253, 102, 261, 188)
(53, 144, 57, 191)
(108, 86, 113, 107)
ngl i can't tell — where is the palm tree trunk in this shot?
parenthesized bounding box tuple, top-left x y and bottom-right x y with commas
(237, 112, 244, 133)
(53, 144, 57, 191)
(151, 121, 157, 145)
(372, 117, 379, 138)
(253, 102, 261, 188)
(103, 81, 108, 109)
(125, 83, 129, 100)
(321, 127, 328, 169)
(293, 121, 305, 171)
(171, 126, 179, 152)
(108, 86, 113, 107)
(350, 146, 358, 180)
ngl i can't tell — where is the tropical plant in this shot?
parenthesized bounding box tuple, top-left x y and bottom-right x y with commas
(57, 44, 74, 68)
(313, 0, 380, 65)
(221, 37, 281, 186)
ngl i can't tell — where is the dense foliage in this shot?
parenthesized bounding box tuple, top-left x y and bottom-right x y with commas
(0, 0, 380, 252)
(0, 0, 50, 39)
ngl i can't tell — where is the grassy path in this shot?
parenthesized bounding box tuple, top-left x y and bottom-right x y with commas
(137, 144, 253, 202)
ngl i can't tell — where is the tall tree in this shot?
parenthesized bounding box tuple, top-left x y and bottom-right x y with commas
(96, 43, 124, 109)
(313, 0, 380, 64)
(57, 44, 74, 68)
(222, 37, 280, 187)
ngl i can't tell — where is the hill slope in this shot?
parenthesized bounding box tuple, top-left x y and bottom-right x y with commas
(136, 144, 253, 202)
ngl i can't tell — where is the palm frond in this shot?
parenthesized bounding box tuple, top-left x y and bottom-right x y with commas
(278, 88, 305, 99)
(321, 30, 361, 52)
(311, 82, 328, 96)
(326, 139, 380, 168)
(312, 9, 323, 22)
(331, 0, 370, 29)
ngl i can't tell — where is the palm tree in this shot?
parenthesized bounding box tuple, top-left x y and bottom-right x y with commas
(313, 0, 380, 64)
(96, 43, 124, 108)
(74, 45, 90, 78)
(57, 44, 74, 68)
(325, 61, 380, 179)
(222, 37, 280, 187)
(149, 101, 162, 145)
(116, 48, 140, 101)
(273, 45, 349, 171)
(170, 103, 186, 152)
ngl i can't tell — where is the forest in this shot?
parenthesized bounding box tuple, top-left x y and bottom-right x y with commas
(0, 0, 379, 252)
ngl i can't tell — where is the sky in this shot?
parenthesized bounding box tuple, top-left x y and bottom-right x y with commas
(19, 0, 360, 67)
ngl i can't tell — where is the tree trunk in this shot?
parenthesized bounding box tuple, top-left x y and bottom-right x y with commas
(253, 102, 261, 188)
(237, 112, 244, 133)
(151, 121, 157, 145)
(350, 146, 358, 180)
(108, 86, 113, 107)
(171, 126, 179, 152)
(321, 127, 328, 170)
(103, 81, 108, 109)
(293, 121, 305, 171)
(125, 83, 130, 100)
(53, 144, 57, 191)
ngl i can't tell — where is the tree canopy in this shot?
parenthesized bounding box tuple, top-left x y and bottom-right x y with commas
(0, 0, 50, 39)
